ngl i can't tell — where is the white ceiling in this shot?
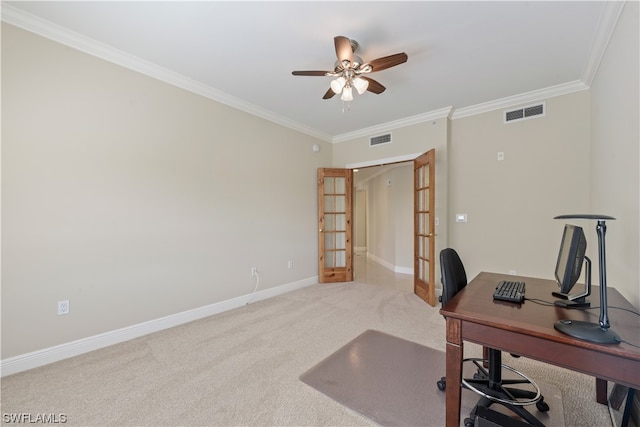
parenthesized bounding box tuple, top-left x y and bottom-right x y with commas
(3, 1, 617, 141)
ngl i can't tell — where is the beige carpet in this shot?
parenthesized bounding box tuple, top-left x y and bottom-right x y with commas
(1, 275, 612, 426)
(300, 329, 563, 427)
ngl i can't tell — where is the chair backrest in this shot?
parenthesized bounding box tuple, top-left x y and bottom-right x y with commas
(439, 248, 468, 306)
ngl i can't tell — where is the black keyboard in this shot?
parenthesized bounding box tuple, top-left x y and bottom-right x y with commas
(493, 280, 525, 303)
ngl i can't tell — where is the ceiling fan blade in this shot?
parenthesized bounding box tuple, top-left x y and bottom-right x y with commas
(334, 36, 353, 65)
(292, 70, 331, 76)
(323, 88, 336, 99)
(361, 77, 386, 94)
(366, 53, 408, 72)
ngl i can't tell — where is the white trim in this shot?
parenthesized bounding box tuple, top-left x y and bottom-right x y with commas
(332, 107, 453, 144)
(451, 81, 588, 119)
(0, 277, 317, 377)
(0, 4, 332, 143)
(582, 1, 626, 86)
(395, 266, 414, 275)
(2, 2, 621, 139)
(346, 153, 423, 170)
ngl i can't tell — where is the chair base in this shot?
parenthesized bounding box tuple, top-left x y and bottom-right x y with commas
(473, 406, 536, 427)
(462, 358, 541, 406)
(437, 357, 549, 426)
(463, 357, 548, 427)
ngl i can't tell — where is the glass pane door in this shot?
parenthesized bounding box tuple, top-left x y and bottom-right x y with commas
(318, 169, 353, 283)
(414, 150, 436, 305)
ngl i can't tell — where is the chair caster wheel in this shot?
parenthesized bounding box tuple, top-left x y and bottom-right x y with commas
(464, 417, 474, 427)
(536, 397, 549, 412)
(437, 377, 446, 391)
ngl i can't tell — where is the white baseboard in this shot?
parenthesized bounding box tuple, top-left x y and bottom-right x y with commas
(395, 265, 414, 275)
(0, 276, 317, 377)
(366, 252, 414, 275)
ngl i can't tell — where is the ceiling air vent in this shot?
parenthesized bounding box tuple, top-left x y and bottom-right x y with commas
(370, 133, 392, 147)
(504, 102, 545, 124)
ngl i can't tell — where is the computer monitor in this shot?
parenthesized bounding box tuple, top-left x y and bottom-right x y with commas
(553, 214, 620, 344)
(552, 224, 591, 308)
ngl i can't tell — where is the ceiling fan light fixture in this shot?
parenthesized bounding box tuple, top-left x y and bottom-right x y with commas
(330, 77, 346, 94)
(352, 77, 369, 95)
(341, 86, 353, 102)
(291, 35, 408, 105)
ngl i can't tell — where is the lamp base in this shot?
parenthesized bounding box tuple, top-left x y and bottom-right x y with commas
(554, 320, 620, 344)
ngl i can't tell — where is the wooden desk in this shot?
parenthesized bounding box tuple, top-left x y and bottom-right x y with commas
(440, 272, 640, 427)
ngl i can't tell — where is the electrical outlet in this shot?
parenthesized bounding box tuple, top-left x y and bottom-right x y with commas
(58, 300, 70, 315)
(509, 270, 517, 275)
(251, 267, 257, 276)
(287, 260, 293, 269)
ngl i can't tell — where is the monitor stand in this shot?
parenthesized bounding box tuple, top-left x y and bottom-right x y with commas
(552, 256, 591, 308)
(554, 319, 620, 344)
(553, 215, 620, 345)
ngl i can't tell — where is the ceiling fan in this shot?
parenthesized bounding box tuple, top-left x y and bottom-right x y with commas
(292, 36, 408, 101)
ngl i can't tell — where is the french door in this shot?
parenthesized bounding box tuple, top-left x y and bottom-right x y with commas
(317, 149, 435, 303)
(317, 168, 353, 283)
(414, 149, 436, 306)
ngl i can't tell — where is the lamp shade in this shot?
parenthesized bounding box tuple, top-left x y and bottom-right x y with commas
(330, 77, 346, 94)
(341, 86, 353, 101)
(352, 77, 369, 95)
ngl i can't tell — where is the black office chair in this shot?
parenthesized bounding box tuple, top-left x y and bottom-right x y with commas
(437, 248, 549, 427)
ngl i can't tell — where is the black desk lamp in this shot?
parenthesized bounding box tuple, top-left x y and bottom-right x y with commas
(553, 214, 620, 345)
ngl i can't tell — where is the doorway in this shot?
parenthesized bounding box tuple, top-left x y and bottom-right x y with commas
(352, 161, 414, 283)
(319, 149, 437, 305)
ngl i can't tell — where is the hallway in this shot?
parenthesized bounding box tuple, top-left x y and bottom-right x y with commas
(353, 252, 415, 293)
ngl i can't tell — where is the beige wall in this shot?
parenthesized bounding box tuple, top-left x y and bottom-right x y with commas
(353, 190, 367, 251)
(448, 91, 591, 281)
(337, 2, 639, 311)
(589, 1, 639, 309)
(1, 24, 331, 358)
(393, 165, 414, 271)
(360, 164, 413, 273)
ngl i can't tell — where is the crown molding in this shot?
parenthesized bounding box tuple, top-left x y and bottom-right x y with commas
(581, 1, 626, 86)
(332, 107, 453, 144)
(2, 1, 623, 140)
(450, 80, 589, 120)
(1, 4, 333, 143)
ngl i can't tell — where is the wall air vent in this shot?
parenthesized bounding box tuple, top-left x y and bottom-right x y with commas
(504, 102, 545, 124)
(370, 133, 392, 147)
